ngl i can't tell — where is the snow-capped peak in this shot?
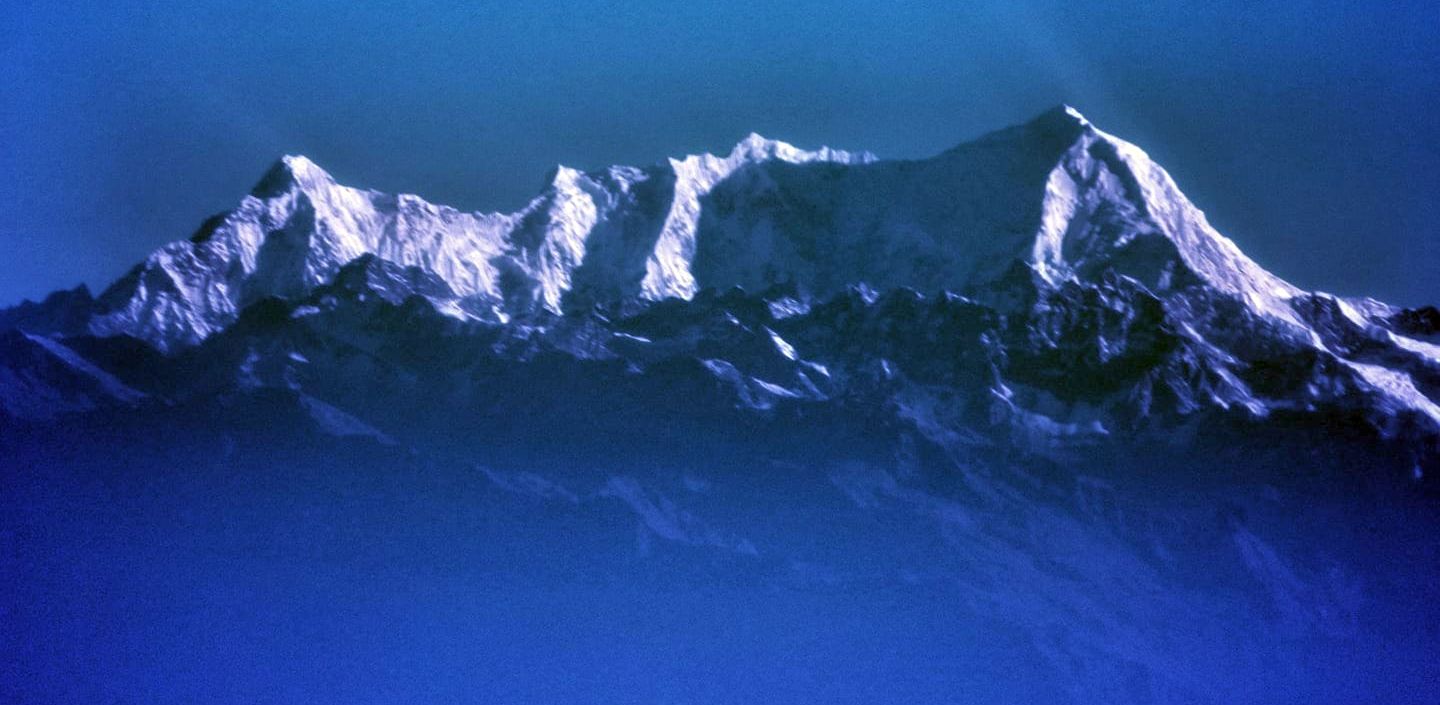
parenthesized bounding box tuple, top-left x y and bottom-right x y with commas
(728, 132, 877, 166)
(1017, 103, 1093, 139)
(722, 132, 874, 165)
(250, 154, 338, 198)
(1058, 103, 1091, 125)
(730, 132, 786, 160)
(278, 153, 329, 178)
(1021, 106, 1305, 325)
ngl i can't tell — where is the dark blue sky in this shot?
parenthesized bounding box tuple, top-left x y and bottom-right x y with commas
(3, 1, 1437, 306)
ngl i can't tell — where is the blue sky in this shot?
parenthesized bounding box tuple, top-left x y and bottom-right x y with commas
(3, 0, 1437, 305)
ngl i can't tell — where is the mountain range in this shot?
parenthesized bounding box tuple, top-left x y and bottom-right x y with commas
(4, 106, 1439, 703)
(6, 105, 1438, 466)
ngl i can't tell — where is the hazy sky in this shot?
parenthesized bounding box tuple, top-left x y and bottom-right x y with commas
(3, 1, 1437, 306)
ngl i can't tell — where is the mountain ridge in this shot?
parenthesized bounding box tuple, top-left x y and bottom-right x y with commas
(4, 105, 1439, 459)
(69, 105, 1314, 348)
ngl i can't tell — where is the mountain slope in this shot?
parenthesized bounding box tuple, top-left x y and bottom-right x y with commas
(0, 331, 144, 421)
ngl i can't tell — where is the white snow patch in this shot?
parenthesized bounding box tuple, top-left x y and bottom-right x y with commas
(767, 327, 798, 360)
(1340, 360, 1440, 424)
